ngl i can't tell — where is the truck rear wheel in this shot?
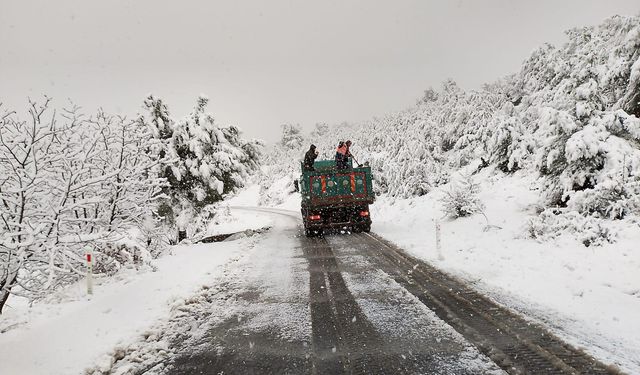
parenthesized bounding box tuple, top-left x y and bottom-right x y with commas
(361, 224, 371, 233)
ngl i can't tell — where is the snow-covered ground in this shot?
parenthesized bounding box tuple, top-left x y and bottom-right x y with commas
(85, 203, 308, 375)
(204, 185, 273, 236)
(1, 179, 638, 374)
(0, 226, 266, 375)
(87, 196, 504, 375)
(368, 171, 640, 373)
(259, 172, 640, 372)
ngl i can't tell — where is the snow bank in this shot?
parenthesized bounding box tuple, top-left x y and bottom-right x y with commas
(204, 185, 274, 235)
(370, 171, 640, 373)
(0, 240, 247, 375)
(85, 205, 305, 375)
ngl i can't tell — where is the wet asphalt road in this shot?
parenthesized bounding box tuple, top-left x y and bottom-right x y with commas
(163, 209, 614, 375)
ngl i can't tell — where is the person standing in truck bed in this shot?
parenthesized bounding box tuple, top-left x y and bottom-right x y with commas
(303, 144, 319, 171)
(335, 140, 352, 169)
(345, 140, 353, 160)
(335, 141, 346, 169)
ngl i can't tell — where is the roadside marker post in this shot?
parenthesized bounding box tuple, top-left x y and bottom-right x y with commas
(85, 246, 94, 295)
(435, 220, 444, 261)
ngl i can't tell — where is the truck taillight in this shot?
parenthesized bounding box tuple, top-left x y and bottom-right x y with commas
(359, 211, 369, 217)
(309, 215, 321, 220)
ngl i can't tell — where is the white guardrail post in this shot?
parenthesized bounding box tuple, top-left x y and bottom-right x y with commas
(85, 246, 93, 295)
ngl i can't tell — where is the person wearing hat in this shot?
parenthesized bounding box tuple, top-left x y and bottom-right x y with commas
(344, 140, 353, 159)
(335, 140, 353, 169)
(303, 144, 319, 171)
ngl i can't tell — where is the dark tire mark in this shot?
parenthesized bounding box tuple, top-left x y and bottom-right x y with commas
(167, 296, 312, 375)
(357, 232, 620, 375)
(301, 235, 390, 374)
(166, 225, 312, 375)
(301, 234, 496, 374)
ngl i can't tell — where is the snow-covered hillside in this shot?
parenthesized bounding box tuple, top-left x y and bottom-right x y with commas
(255, 15, 640, 372)
(262, 15, 640, 246)
(369, 170, 640, 373)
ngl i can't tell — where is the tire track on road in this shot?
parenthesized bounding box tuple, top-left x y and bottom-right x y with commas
(302, 232, 500, 374)
(301, 235, 391, 374)
(357, 232, 618, 375)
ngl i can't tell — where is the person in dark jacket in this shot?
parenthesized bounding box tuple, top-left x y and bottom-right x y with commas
(303, 144, 318, 171)
(335, 141, 346, 169)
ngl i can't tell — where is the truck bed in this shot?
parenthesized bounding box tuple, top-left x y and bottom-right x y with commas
(299, 159, 375, 235)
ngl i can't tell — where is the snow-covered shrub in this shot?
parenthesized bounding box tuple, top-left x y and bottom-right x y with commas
(622, 57, 640, 117)
(569, 180, 640, 219)
(92, 241, 151, 276)
(489, 106, 537, 173)
(258, 172, 298, 206)
(530, 108, 640, 211)
(439, 175, 485, 218)
(527, 209, 615, 247)
(186, 204, 219, 242)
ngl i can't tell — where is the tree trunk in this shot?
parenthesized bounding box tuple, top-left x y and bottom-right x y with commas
(0, 270, 19, 314)
(622, 58, 640, 117)
(623, 88, 640, 117)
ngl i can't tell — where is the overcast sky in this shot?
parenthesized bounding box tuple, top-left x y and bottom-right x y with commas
(1, 1, 639, 142)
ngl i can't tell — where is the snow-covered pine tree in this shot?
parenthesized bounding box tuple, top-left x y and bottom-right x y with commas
(310, 122, 328, 137)
(143, 95, 261, 232)
(280, 123, 305, 152)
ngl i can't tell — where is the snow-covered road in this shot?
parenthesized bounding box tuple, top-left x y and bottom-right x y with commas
(87, 207, 612, 375)
(155, 208, 504, 374)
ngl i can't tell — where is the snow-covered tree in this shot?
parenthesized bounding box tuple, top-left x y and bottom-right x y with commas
(0, 99, 167, 313)
(310, 122, 330, 139)
(142, 95, 261, 231)
(419, 87, 439, 104)
(279, 123, 304, 149)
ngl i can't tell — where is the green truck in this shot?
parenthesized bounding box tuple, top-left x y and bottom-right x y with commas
(298, 158, 375, 236)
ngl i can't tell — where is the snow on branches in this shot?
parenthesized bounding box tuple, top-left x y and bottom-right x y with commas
(0, 93, 262, 311)
(262, 15, 640, 245)
(0, 99, 167, 313)
(439, 174, 485, 219)
(141, 95, 262, 236)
